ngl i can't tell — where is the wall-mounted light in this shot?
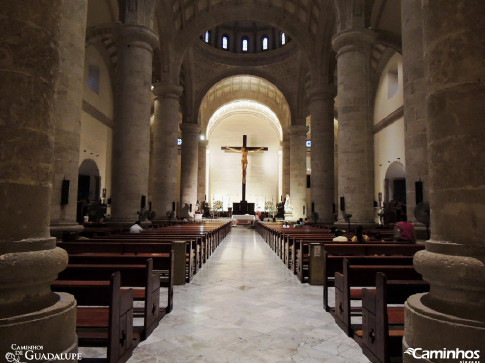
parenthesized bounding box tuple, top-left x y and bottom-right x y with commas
(200, 135, 205, 141)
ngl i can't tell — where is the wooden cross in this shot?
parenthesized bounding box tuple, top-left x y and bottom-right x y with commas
(221, 135, 268, 202)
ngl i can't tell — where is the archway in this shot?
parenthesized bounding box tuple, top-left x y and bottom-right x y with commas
(383, 161, 406, 223)
(206, 100, 282, 214)
(384, 161, 406, 203)
(77, 159, 101, 223)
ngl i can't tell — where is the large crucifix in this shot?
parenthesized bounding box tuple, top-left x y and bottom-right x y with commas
(221, 135, 268, 202)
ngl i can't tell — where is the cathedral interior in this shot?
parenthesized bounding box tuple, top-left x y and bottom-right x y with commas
(0, 0, 484, 361)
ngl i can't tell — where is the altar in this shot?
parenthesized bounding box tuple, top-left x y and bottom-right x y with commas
(232, 214, 255, 226)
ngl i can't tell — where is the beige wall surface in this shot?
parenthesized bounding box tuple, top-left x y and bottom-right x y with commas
(374, 53, 405, 208)
(80, 45, 114, 202)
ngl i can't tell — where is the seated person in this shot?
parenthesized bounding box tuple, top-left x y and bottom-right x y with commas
(129, 220, 144, 233)
(351, 225, 369, 243)
(283, 221, 290, 228)
(394, 215, 416, 243)
(332, 229, 348, 242)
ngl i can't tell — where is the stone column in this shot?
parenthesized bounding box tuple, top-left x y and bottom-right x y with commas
(404, 1, 485, 357)
(198, 140, 208, 203)
(0, 1, 76, 356)
(401, 0, 429, 226)
(150, 84, 183, 219)
(110, 24, 158, 224)
(289, 125, 308, 220)
(50, 0, 88, 238)
(180, 123, 200, 217)
(308, 85, 335, 223)
(281, 138, 290, 200)
(332, 29, 376, 226)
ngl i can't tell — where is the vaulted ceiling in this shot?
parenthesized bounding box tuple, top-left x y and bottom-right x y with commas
(87, 0, 402, 127)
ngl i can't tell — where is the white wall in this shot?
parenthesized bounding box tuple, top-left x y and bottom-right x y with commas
(374, 52, 405, 207)
(80, 45, 113, 201)
(208, 114, 281, 211)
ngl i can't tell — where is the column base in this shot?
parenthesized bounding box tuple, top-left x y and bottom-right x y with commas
(404, 293, 485, 362)
(0, 292, 78, 360)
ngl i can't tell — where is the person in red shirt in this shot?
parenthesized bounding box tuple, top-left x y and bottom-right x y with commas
(394, 215, 416, 243)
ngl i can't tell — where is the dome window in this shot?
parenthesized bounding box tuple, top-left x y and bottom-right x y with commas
(242, 37, 249, 52)
(222, 35, 229, 50)
(262, 36, 268, 51)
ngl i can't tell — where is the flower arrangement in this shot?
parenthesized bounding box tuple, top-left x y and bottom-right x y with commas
(213, 200, 223, 211)
(265, 201, 277, 217)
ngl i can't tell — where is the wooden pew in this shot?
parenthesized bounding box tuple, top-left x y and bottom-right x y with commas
(360, 273, 429, 363)
(57, 259, 162, 340)
(295, 240, 423, 279)
(65, 251, 174, 315)
(323, 247, 423, 311)
(333, 258, 422, 337)
(51, 272, 134, 363)
(59, 239, 192, 284)
(323, 254, 413, 312)
(83, 235, 201, 277)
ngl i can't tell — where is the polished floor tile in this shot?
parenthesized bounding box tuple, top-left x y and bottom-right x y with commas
(128, 227, 369, 363)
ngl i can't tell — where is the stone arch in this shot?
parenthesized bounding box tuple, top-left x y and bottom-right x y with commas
(199, 75, 291, 137)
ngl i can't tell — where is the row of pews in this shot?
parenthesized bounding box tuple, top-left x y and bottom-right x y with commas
(255, 221, 427, 363)
(53, 221, 232, 363)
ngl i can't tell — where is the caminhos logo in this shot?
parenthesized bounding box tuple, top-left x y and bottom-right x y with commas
(404, 347, 480, 362)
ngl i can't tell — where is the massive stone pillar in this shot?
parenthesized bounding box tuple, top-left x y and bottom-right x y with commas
(180, 123, 200, 217)
(404, 1, 485, 358)
(401, 0, 429, 226)
(150, 84, 183, 218)
(198, 140, 208, 203)
(50, 0, 88, 238)
(110, 24, 158, 224)
(0, 1, 76, 356)
(308, 85, 335, 223)
(289, 125, 308, 220)
(281, 138, 290, 200)
(332, 29, 376, 226)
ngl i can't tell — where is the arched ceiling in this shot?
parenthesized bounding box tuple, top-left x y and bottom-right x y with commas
(84, 0, 403, 125)
(206, 100, 283, 141)
(200, 75, 291, 136)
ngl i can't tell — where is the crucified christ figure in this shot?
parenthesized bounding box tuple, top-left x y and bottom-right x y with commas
(224, 145, 266, 184)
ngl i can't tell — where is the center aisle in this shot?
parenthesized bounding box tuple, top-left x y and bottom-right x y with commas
(129, 227, 369, 363)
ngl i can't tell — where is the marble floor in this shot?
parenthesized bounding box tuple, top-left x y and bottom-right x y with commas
(119, 227, 370, 363)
